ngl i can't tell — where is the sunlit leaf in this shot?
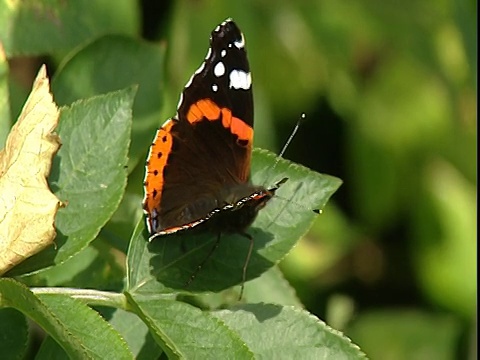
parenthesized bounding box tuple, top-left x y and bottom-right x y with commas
(0, 65, 61, 275)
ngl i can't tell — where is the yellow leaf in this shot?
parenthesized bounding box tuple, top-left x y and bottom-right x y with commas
(0, 65, 62, 275)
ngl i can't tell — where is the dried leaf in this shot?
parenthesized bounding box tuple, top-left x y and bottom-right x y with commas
(0, 65, 62, 275)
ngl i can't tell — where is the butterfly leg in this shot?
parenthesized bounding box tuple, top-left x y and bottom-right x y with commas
(238, 232, 254, 301)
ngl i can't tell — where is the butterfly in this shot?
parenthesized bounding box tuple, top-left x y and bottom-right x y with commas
(143, 19, 283, 297)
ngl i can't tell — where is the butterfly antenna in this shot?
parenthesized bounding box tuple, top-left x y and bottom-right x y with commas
(278, 112, 305, 159)
(262, 113, 305, 187)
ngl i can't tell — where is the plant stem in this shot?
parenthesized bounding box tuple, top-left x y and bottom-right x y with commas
(31, 287, 130, 311)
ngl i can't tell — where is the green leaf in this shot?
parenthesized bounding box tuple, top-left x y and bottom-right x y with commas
(35, 293, 133, 359)
(188, 265, 303, 310)
(20, 243, 125, 291)
(241, 265, 303, 307)
(127, 295, 252, 359)
(0, 0, 140, 56)
(212, 303, 367, 359)
(0, 308, 28, 360)
(1, 278, 84, 356)
(100, 190, 144, 254)
(127, 148, 341, 296)
(36, 337, 69, 360)
(0, 278, 133, 358)
(52, 35, 165, 166)
(108, 308, 163, 360)
(8, 87, 135, 276)
(181, 265, 303, 310)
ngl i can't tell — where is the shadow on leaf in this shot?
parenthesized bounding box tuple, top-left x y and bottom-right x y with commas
(147, 227, 275, 293)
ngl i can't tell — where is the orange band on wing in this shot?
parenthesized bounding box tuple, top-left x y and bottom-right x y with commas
(143, 120, 174, 213)
(187, 99, 253, 141)
(187, 98, 221, 123)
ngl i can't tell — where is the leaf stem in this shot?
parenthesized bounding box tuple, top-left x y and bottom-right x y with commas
(31, 287, 130, 311)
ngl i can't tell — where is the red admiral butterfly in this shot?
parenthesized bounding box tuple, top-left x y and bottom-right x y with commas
(143, 19, 282, 296)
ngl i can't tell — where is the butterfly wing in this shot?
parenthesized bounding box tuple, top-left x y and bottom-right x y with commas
(143, 19, 255, 236)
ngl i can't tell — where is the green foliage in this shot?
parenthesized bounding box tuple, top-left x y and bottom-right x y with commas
(0, 0, 139, 56)
(213, 304, 364, 358)
(51, 35, 166, 167)
(0, 0, 475, 358)
(0, 279, 132, 358)
(0, 307, 28, 359)
(7, 87, 135, 276)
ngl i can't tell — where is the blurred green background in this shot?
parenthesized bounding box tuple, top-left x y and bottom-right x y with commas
(1, 0, 476, 358)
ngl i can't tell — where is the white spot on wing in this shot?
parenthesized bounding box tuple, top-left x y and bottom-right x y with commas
(234, 33, 245, 49)
(214, 61, 225, 77)
(229, 70, 252, 90)
(221, 49, 227, 57)
(212, 84, 218, 92)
